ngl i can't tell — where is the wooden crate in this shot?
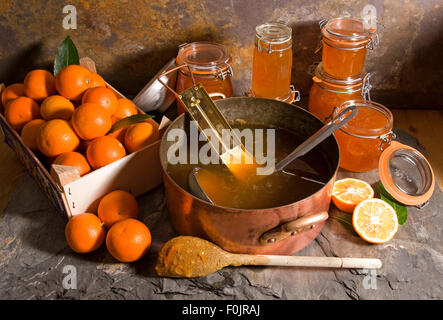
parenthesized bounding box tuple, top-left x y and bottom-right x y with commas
(0, 58, 176, 218)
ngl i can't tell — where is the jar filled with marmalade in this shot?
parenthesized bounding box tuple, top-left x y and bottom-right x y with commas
(175, 41, 234, 114)
(320, 18, 377, 79)
(252, 22, 293, 102)
(308, 63, 371, 122)
(333, 100, 395, 172)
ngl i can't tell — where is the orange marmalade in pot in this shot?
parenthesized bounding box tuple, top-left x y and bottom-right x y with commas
(321, 18, 376, 79)
(308, 63, 370, 122)
(333, 100, 394, 172)
(175, 42, 234, 114)
(252, 22, 293, 102)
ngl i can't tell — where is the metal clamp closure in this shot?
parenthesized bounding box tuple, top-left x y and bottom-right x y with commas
(361, 73, 372, 102)
(339, 129, 396, 151)
(257, 37, 292, 54)
(215, 64, 234, 80)
(319, 19, 328, 29)
(366, 32, 379, 50)
(378, 131, 396, 151)
(259, 212, 329, 245)
(290, 85, 301, 103)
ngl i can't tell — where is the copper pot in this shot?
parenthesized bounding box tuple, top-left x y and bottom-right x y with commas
(160, 97, 339, 255)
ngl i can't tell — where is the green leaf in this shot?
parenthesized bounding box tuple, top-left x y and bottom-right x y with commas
(331, 214, 359, 237)
(53, 36, 80, 76)
(379, 182, 408, 225)
(109, 114, 154, 133)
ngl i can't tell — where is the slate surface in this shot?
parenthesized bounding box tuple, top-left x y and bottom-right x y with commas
(0, 130, 441, 300)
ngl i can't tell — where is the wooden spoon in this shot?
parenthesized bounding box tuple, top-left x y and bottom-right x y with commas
(155, 236, 382, 278)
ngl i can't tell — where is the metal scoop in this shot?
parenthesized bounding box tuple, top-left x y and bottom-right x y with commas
(189, 105, 357, 203)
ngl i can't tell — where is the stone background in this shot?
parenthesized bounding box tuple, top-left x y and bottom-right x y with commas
(0, 0, 442, 108)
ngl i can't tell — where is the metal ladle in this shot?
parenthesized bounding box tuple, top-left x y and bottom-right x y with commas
(189, 106, 358, 203)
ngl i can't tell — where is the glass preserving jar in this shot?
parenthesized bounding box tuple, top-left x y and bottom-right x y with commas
(252, 22, 293, 102)
(320, 17, 377, 79)
(333, 100, 395, 172)
(175, 41, 234, 114)
(308, 63, 370, 122)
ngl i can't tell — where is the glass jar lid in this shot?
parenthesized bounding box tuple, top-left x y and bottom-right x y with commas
(379, 141, 435, 206)
(334, 100, 393, 137)
(256, 22, 292, 44)
(322, 17, 371, 43)
(313, 63, 365, 93)
(176, 41, 232, 75)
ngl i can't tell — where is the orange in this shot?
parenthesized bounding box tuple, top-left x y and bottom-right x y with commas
(107, 127, 128, 143)
(89, 72, 106, 88)
(21, 119, 46, 151)
(98, 190, 139, 228)
(106, 218, 151, 262)
(55, 65, 92, 100)
(89, 73, 106, 88)
(353, 198, 399, 244)
(41, 95, 75, 120)
(1, 83, 25, 107)
(23, 69, 56, 102)
(332, 178, 374, 213)
(4, 96, 40, 130)
(81, 87, 118, 115)
(124, 122, 160, 153)
(86, 136, 126, 169)
(53, 151, 91, 176)
(37, 119, 80, 158)
(71, 102, 112, 140)
(112, 98, 138, 123)
(65, 213, 106, 253)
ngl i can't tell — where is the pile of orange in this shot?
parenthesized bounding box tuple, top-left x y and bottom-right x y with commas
(1, 65, 160, 176)
(65, 189, 152, 262)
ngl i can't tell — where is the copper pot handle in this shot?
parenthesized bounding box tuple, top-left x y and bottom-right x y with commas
(259, 211, 329, 245)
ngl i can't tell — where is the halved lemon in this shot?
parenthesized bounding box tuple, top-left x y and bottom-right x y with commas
(352, 198, 399, 244)
(332, 178, 374, 213)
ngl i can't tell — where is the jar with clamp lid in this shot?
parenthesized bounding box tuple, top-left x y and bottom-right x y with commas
(308, 63, 371, 122)
(252, 22, 294, 103)
(320, 17, 378, 79)
(333, 100, 395, 172)
(175, 41, 234, 114)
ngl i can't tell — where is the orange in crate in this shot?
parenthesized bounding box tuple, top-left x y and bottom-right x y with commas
(71, 102, 112, 140)
(23, 69, 56, 102)
(55, 64, 93, 100)
(1, 83, 25, 107)
(112, 98, 139, 123)
(82, 87, 118, 115)
(4, 96, 40, 130)
(21, 119, 46, 151)
(86, 135, 126, 169)
(124, 121, 160, 153)
(53, 151, 91, 177)
(37, 119, 80, 158)
(41, 95, 75, 120)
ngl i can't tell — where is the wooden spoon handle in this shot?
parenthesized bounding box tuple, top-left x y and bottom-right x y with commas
(235, 255, 382, 269)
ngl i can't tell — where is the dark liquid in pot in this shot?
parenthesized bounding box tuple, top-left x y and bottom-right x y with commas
(167, 124, 332, 209)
